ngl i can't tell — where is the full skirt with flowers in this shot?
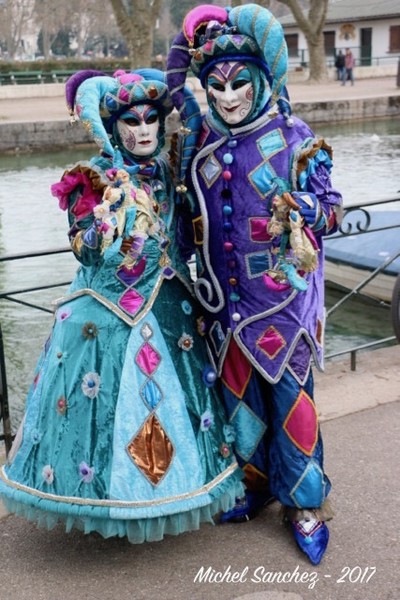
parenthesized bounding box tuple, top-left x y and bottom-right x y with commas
(0, 277, 243, 542)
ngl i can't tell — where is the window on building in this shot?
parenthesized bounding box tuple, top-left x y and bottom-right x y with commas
(324, 31, 336, 57)
(285, 34, 298, 57)
(389, 26, 400, 52)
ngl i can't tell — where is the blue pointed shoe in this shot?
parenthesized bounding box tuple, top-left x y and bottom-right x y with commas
(220, 489, 275, 524)
(290, 518, 329, 565)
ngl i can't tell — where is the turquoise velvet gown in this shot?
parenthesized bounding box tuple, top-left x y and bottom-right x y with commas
(0, 154, 243, 542)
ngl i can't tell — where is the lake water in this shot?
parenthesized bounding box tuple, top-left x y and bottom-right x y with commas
(1, 118, 400, 429)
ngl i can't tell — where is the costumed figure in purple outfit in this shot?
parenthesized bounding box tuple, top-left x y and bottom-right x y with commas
(167, 3, 343, 564)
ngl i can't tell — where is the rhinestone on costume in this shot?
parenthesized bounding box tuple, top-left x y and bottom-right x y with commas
(222, 171, 232, 181)
(140, 323, 153, 340)
(223, 222, 233, 232)
(229, 277, 237, 286)
(230, 292, 241, 302)
(228, 139, 238, 148)
(178, 333, 194, 352)
(224, 241, 234, 252)
(232, 312, 241, 322)
(197, 316, 206, 336)
(223, 205, 233, 216)
(148, 85, 158, 99)
(220, 443, 231, 458)
(56, 396, 67, 415)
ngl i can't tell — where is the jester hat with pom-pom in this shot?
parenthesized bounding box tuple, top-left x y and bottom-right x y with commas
(167, 3, 290, 125)
(65, 68, 175, 159)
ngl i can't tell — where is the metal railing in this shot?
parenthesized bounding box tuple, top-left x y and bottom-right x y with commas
(1, 196, 400, 452)
(323, 195, 400, 365)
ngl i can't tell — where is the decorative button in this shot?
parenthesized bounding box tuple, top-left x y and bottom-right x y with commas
(224, 241, 234, 252)
(228, 139, 238, 148)
(222, 171, 232, 181)
(223, 205, 233, 216)
(223, 222, 233, 232)
(229, 277, 237, 286)
(221, 189, 232, 199)
(232, 312, 241, 322)
(223, 153, 234, 165)
(230, 292, 241, 302)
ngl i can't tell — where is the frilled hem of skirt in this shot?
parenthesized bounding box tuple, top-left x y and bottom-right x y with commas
(0, 468, 244, 543)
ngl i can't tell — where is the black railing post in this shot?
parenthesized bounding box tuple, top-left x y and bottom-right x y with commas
(0, 324, 13, 457)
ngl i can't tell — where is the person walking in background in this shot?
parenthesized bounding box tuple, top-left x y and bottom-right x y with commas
(167, 3, 342, 565)
(335, 50, 345, 81)
(342, 48, 355, 85)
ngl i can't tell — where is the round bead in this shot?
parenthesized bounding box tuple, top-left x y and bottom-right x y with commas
(222, 170, 232, 181)
(228, 139, 238, 148)
(229, 277, 237, 286)
(228, 259, 236, 269)
(224, 241, 234, 252)
(230, 292, 241, 302)
(223, 222, 233, 232)
(205, 371, 217, 384)
(148, 85, 158, 99)
(221, 189, 232, 199)
(223, 153, 234, 165)
(232, 312, 241, 322)
(223, 205, 233, 216)
(57, 352, 63, 359)
(87, 380, 95, 388)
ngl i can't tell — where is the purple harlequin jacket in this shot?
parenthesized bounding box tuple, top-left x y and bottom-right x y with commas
(187, 110, 343, 384)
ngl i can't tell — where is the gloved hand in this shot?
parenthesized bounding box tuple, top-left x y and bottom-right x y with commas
(291, 192, 320, 227)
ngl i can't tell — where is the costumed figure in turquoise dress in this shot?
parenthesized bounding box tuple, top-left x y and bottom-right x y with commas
(0, 68, 244, 542)
(167, 4, 343, 564)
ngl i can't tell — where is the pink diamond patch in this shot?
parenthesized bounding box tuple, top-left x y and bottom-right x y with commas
(256, 326, 286, 359)
(249, 217, 272, 242)
(135, 342, 161, 376)
(119, 289, 145, 315)
(283, 390, 318, 456)
(222, 339, 252, 399)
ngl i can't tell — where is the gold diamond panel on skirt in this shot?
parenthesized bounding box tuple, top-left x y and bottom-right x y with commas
(126, 413, 174, 485)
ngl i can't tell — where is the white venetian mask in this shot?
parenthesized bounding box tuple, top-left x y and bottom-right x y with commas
(207, 62, 253, 125)
(116, 104, 160, 157)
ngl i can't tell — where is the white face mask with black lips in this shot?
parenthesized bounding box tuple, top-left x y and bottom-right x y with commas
(116, 104, 160, 157)
(207, 62, 254, 126)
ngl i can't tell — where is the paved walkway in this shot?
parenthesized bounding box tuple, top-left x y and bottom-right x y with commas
(1, 345, 399, 600)
(0, 75, 399, 123)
